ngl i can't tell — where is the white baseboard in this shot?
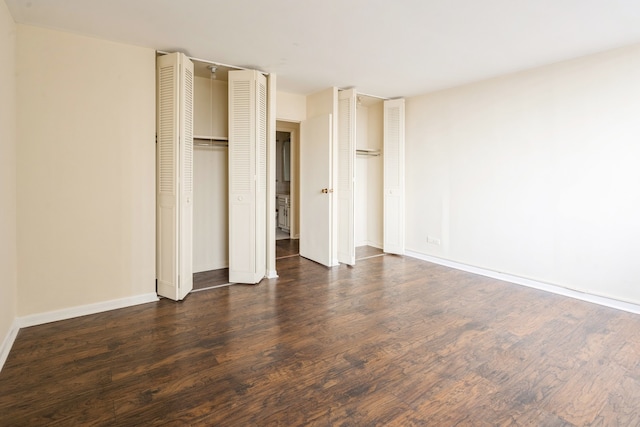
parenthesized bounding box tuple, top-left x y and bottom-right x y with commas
(16, 293, 159, 329)
(266, 270, 279, 279)
(356, 241, 383, 250)
(366, 241, 383, 250)
(405, 250, 640, 315)
(0, 319, 20, 373)
(193, 263, 229, 274)
(1, 293, 158, 372)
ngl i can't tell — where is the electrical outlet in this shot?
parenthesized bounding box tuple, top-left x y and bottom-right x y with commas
(427, 236, 441, 245)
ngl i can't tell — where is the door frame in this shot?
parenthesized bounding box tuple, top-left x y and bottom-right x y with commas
(276, 121, 300, 239)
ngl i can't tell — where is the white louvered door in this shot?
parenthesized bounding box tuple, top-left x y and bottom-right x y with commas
(383, 99, 405, 255)
(157, 52, 194, 300)
(228, 70, 267, 284)
(337, 89, 356, 265)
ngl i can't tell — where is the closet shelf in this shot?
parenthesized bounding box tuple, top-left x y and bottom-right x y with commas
(356, 148, 381, 157)
(194, 135, 229, 147)
(194, 135, 228, 141)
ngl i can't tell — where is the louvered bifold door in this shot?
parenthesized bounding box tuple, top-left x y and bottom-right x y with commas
(383, 99, 405, 255)
(178, 55, 194, 299)
(228, 70, 267, 284)
(255, 74, 267, 282)
(337, 89, 356, 265)
(157, 52, 194, 301)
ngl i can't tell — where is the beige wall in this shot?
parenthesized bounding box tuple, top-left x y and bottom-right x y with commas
(276, 91, 306, 122)
(193, 146, 228, 272)
(0, 0, 17, 352)
(16, 25, 156, 315)
(406, 44, 640, 304)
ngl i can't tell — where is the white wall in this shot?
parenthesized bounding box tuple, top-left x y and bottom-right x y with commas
(406, 44, 640, 304)
(0, 0, 18, 360)
(16, 25, 156, 316)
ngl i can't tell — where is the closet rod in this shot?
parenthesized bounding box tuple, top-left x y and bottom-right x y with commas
(356, 149, 381, 157)
(194, 137, 228, 147)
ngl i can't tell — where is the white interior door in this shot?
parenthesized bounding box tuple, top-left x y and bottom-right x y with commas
(383, 99, 405, 255)
(300, 114, 334, 267)
(156, 52, 194, 301)
(337, 89, 356, 265)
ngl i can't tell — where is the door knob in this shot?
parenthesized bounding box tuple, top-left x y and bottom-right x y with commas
(321, 188, 334, 194)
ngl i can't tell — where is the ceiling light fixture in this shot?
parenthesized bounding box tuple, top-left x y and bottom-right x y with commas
(208, 65, 217, 80)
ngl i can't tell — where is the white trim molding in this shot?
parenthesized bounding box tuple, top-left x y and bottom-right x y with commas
(405, 250, 640, 315)
(17, 293, 159, 329)
(0, 319, 20, 373)
(2, 293, 159, 372)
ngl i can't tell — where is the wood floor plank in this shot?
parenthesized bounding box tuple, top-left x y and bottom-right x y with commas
(355, 245, 384, 259)
(276, 238, 299, 258)
(193, 267, 229, 289)
(2, 254, 640, 425)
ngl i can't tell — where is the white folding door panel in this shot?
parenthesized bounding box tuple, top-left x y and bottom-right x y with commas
(383, 99, 405, 255)
(337, 89, 356, 265)
(228, 70, 267, 284)
(157, 52, 194, 300)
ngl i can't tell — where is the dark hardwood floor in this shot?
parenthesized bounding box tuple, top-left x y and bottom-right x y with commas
(194, 239, 301, 290)
(2, 254, 640, 425)
(193, 268, 229, 290)
(276, 238, 299, 259)
(356, 245, 384, 260)
(276, 241, 381, 261)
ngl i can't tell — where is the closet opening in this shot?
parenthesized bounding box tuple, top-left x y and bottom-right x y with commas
(354, 94, 385, 260)
(192, 59, 232, 291)
(157, 51, 277, 299)
(276, 121, 300, 260)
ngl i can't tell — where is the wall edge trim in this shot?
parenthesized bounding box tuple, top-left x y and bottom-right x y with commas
(405, 250, 640, 315)
(0, 319, 20, 373)
(16, 293, 160, 329)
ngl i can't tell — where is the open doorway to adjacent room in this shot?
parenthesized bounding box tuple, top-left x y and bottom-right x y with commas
(276, 122, 300, 260)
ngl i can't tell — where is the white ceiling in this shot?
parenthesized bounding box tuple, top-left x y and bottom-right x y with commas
(7, 0, 640, 98)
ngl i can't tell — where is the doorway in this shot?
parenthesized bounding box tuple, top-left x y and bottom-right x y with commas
(276, 121, 300, 259)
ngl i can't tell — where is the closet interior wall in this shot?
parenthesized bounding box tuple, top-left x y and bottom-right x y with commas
(193, 67, 229, 273)
(355, 97, 384, 248)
